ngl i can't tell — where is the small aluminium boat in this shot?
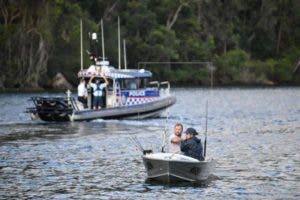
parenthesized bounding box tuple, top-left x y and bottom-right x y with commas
(142, 152, 214, 183)
(140, 101, 214, 183)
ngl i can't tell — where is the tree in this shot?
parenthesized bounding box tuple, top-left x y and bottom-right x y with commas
(198, 0, 241, 54)
(0, 0, 52, 89)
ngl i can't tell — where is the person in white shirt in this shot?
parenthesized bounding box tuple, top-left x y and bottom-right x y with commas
(89, 74, 109, 110)
(77, 78, 88, 108)
(169, 122, 184, 153)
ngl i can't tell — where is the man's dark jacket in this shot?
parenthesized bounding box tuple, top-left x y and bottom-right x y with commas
(180, 136, 204, 161)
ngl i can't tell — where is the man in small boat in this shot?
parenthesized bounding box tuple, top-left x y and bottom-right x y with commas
(77, 78, 88, 108)
(180, 128, 204, 161)
(169, 122, 183, 153)
(89, 74, 109, 110)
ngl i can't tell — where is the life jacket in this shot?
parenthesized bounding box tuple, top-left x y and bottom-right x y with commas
(93, 83, 103, 96)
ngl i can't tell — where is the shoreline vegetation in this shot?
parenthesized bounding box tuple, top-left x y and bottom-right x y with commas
(0, 1, 299, 91)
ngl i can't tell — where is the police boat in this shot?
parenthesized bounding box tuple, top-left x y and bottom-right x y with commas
(26, 68, 176, 122)
(26, 19, 176, 122)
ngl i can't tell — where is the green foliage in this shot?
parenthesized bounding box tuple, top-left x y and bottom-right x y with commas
(0, 0, 299, 90)
(272, 58, 294, 83)
(214, 49, 250, 84)
(47, 1, 97, 84)
(214, 49, 277, 85)
(146, 26, 179, 60)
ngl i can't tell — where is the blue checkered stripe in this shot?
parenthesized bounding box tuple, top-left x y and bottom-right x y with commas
(125, 97, 160, 105)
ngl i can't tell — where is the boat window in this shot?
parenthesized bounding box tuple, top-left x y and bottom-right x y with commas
(119, 78, 148, 90)
(142, 78, 149, 88)
(129, 79, 137, 90)
(106, 79, 113, 90)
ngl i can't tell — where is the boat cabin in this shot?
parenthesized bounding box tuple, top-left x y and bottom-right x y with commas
(77, 61, 167, 110)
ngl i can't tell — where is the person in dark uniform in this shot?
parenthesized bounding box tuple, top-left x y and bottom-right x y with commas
(180, 127, 204, 161)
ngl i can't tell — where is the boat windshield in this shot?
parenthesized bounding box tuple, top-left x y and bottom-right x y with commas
(119, 78, 149, 90)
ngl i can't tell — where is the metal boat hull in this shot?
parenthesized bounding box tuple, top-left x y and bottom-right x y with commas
(28, 96, 176, 122)
(143, 153, 214, 183)
(71, 96, 176, 121)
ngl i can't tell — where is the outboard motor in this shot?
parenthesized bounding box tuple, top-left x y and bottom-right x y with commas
(26, 97, 74, 121)
(143, 150, 153, 155)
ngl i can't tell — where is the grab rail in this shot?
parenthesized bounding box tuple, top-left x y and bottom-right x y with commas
(149, 81, 160, 89)
(160, 81, 170, 95)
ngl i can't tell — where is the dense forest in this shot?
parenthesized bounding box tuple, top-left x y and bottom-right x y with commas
(0, 0, 299, 90)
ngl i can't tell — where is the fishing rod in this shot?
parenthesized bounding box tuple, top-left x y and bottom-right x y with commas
(204, 100, 208, 158)
(161, 107, 169, 152)
(130, 135, 153, 155)
(203, 63, 214, 159)
(129, 136, 144, 152)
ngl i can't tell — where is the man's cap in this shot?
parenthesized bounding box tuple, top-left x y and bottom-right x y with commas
(185, 127, 198, 135)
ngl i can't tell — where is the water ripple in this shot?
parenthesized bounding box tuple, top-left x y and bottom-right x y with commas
(0, 88, 300, 199)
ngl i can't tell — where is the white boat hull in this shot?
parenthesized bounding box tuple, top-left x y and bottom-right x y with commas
(71, 95, 175, 121)
(143, 153, 215, 183)
(28, 95, 176, 122)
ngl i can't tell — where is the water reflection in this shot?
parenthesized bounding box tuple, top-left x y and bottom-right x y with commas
(0, 88, 299, 199)
(145, 174, 219, 188)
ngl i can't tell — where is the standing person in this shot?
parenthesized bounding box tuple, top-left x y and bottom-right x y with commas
(77, 78, 88, 108)
(89, 74, 109, 110)
(180, 128, 204, 161)
(169, 122, 184, 153)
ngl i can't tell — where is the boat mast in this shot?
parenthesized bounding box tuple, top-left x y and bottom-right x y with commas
(123, 39, 127, 70)
(118, 16, 121, 70)
(101, 19, 105, 62)
(80, 19, 83, 70)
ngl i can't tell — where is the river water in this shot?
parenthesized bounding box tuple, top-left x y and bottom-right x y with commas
(0, 88, 299, 199)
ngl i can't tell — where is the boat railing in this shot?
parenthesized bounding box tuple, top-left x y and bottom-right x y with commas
(160, 81, 170, 96)
(70, 97, 79, 111)
(66, 89, 80, 111)
(149, 81, 160, 89)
